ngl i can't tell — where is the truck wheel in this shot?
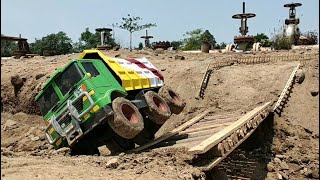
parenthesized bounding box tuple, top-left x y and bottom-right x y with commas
(158, 86, 186, 114)
(143, 91, 171, 125)
(108, 97, 144, 139)
(106, 133, 135, 154)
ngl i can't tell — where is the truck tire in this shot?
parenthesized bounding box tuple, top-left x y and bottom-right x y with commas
(106, 133, 135, 154)
(143, 91, 171, 125)
(158, 86, 186, 114)
(108, 97, 144, 139)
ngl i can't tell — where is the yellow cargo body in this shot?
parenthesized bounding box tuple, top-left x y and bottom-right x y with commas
(79, 50, 150, 91)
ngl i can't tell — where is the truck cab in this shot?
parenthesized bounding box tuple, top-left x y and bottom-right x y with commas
(35, 59, 127, 149)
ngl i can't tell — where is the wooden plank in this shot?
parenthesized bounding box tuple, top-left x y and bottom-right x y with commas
(195, 60, 212, 99)
(188, 102, 271, 154)
(190, 118, 236, 128)
(200, 120, 263, 171)
(273, 64, 300, 111)
(156, 135, 212, 149)
(169, 134, 213, 144)
(166, 127, 223, 142)
(201, 113, 239, 121)
(131, 132, 175, 152)
(170, 139, 205, 149)
(210, 142, 225, 156)
(228, 176, 251, 180)
(183, 126, 227, 139)
(132, 109, 211, 152)
(200, 115, 240, 123)
(181, 122, 232, 134)
(172, 109, 211, 133)
(171, 109, 212, 133)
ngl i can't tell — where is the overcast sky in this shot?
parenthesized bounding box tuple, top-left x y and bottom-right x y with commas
(1, 0, 319, 48)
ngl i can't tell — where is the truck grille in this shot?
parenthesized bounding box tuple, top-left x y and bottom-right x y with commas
(58, 113, 72, 129)
(73, 97, 84, 113)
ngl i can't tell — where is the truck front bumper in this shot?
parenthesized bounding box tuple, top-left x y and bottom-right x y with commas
(45, 92, 113, 148)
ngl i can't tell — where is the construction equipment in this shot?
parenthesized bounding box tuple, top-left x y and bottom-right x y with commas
(1, 34, 31, 58)
(95, 28, 113, 50)
(34, 49, 186, 153)
(283, 2, 302, 44)
(232, 2, 256, 51)
(141, 30, 153, 48)
(152, 41, 172, 50)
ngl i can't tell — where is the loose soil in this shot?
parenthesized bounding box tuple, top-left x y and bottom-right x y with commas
(1, 48, 319, 179)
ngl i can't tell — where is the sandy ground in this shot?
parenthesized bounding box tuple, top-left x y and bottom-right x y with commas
(1, 48, 319, 179)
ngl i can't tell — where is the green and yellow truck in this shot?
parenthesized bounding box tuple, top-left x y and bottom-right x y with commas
(35, 50, 185, 153)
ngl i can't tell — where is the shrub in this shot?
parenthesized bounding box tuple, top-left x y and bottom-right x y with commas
(271, 27, 294, 50)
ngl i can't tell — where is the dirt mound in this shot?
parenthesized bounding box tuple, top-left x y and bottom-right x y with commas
(156, 60, 297, 137)
(1, 112, 51, 156)
(1, 148, 205, 180)
(1, 54, 77, 115)
(108, 148, 205, 179)
(1, 49, 318, 179)
(266, 117, 319, 179)
(1, 112, 204, 179)
(265, 58, 319, 179)
(213, 58, 319, 179)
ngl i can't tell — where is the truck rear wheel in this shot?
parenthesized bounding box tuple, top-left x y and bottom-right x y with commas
(108, 97, 144, 139)
(106, 133, 135, 154)
(158, 86, 186, 114)
(143, 91, 171, 125)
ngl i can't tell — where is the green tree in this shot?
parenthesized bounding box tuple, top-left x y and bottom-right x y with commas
(171, 40, 183, 50)
(72, 40, 85, 53)
(254, 33, 272, 47)
(77, 28, 118, 52)
(254, 33, 269, 42)
(30, 31, 73, 55)
(116, 14, 156, 51)
(1, 39, 17, 57)
(79, 28, 100, 49)
(138, 42, 143, 50)
(182, 29, 203, 50)
(200, 30, 216, 49)
(214, 42, 227, 49)
(182, 29, 216, 50)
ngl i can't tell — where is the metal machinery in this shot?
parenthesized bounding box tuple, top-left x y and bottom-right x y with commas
(231, 2, 256, 51)
(95, 28, 113, 50)
(283, 3, 302, 45)
(140, 30, 153, 48)
(1, 34, 31, 58)
(151, 41, 172, 50)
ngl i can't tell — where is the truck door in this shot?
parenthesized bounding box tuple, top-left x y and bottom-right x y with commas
(80, 61, 112, 87)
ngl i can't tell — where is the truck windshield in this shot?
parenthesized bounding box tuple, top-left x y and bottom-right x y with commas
(38, 85, 59, 115)
(55, 62, 84, 95)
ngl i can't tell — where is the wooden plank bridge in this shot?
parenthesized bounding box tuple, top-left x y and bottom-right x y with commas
(132, 62, 302, 171)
